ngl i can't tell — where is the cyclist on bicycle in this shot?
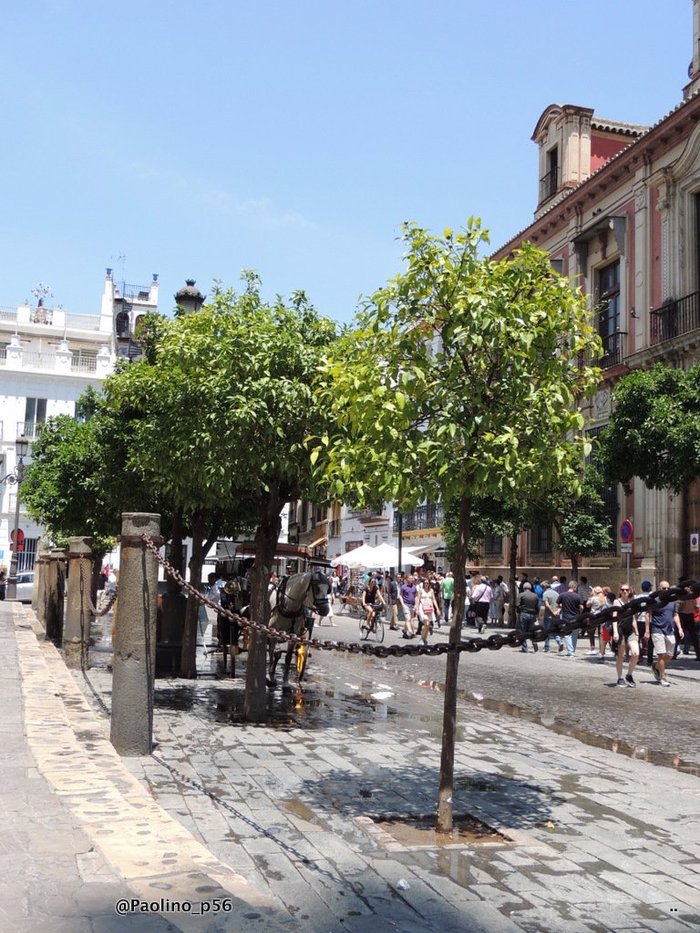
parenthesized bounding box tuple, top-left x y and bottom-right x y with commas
(362, 573, 386, 631)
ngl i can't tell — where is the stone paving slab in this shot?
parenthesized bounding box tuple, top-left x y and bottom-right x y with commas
(6, 600, 700, 931)
(3, 603, 298, 932)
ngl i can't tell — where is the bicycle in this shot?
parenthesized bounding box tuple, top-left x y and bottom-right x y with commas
(359, 602, 385, 643)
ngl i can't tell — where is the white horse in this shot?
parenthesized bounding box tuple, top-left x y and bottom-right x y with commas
(268, 571, 332, 684)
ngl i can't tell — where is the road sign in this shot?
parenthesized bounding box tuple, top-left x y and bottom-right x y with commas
(9, 528, 24, 552)
(691, 532, 700, 553)
(620, 543, 633, 553)
(620, 519, 634, 544)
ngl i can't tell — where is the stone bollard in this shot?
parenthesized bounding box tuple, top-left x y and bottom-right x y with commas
(33, 549, 51, 622)
(64, 537, 93, 669)
(110, 513, 161, 756)
(45, 549, 67, 642)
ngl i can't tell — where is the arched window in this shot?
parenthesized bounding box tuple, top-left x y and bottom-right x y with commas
(115, 311, 130, 338)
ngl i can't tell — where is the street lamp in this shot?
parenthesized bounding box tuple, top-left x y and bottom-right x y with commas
(6, 435, 29, 601)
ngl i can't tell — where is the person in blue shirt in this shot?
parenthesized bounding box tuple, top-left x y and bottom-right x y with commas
(645, 581, 683, 687)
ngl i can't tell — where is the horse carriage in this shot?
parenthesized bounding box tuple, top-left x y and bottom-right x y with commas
(214, 543, 332, 686)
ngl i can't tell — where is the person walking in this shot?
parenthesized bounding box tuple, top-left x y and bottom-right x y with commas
(387, 574, 400, 630)
(517, 582, 540, 652)
(416, 577, 440, 645)
(469, 575, 492, 634)
(541, 580, 561, 652)
(675, 592, 700, 659)
(557, 580, 584, 658)
(588, 585, 609, 662)
(611, 583, 639, 687)
(399, 574, 418, 638)
(441, 571, 454, 626)
(645, 581, 684, 687)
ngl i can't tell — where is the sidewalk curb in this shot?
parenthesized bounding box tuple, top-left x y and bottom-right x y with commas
(15, 608, 292, 932)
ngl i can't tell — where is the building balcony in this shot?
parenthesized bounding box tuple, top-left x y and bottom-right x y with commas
(591, 331, 626, 370)
(538, 166, 559, 204)
(349, 507, 383, 519)
(394, 503, 444, 533)
(16, 421, 43, 440)
(650, 292, 700, 345)
(0, 305, 107, 333)
(1, 346, 104, 375)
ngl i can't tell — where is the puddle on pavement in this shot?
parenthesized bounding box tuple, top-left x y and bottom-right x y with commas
(460, 690, 700, 778)
(375, 812, 509, 847)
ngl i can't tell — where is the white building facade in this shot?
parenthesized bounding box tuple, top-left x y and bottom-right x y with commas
(0, 271, 158, 572)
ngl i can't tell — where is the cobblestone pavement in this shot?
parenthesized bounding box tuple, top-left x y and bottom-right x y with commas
(6, 599, 700, 931)
(84, 608, 700, 931)
(0, 603, 176, 933)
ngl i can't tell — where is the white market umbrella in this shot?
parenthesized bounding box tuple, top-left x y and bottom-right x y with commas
(370, 542, 424, 568)
(330, 543, 380, 569)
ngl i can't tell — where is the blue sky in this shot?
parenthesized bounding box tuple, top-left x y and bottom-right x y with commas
(0, 1, 692, 324)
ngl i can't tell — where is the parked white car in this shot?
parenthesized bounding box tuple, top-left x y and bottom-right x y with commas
(15, 571, 35, 603)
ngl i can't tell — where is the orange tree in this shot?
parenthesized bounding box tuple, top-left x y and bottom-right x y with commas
(313, 221, 601, 832)
(101, 274, 337, 717)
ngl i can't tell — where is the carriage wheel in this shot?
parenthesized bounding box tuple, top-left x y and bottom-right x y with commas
(296, 643, 308, 681)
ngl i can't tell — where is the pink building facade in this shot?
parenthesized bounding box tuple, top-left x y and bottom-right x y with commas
(491, 5, 700, 587)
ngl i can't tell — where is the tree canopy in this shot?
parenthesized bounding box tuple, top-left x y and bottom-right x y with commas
(599, 363, 700, 492)
(100, 273, 338, 705)
(314, 220, 602, 832)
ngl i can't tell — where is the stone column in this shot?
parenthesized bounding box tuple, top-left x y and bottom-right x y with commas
(64, 537, 93, 669)
(110, 513, 160, 756)
(45, 549, 67, 642)
(33, 549, 51, 620)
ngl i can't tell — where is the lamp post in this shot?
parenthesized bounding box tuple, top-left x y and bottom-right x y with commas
(6, 435, 29, 601)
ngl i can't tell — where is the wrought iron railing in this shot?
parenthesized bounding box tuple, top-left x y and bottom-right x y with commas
(16, 421, 43, 440)
(539, 166, 559, 203)
(650, 291, 700, 344)
(591, 331, 625, 369)
(394, 503, 444, 532)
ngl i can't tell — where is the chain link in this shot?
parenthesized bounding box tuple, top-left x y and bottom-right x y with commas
(141, 533, 700, 660)
(78, 559, 118, 617)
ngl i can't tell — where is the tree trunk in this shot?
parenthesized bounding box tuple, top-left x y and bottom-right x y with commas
(570, 553, 579, 582)
(436, 492, 471, 834)
(167, 507, 184, 600)
(180, 511, 205, 679)
(91, 551, 105, 607)
(244, 500, 282, 722)
(508, 532, 518, 627)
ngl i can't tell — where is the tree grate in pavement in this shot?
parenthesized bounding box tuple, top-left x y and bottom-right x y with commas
(355, 811, 511, 851)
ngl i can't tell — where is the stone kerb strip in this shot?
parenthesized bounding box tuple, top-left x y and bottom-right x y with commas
(15, 607, 287, 932)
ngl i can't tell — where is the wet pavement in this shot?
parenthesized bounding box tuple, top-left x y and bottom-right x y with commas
(65, 605, 700, 931)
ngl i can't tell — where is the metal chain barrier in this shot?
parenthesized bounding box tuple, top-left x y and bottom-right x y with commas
(78, 559, 118, 617)
(141, 533, 700, 661)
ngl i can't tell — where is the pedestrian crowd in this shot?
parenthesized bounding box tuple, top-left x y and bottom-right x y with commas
(341, 568, 700, 689)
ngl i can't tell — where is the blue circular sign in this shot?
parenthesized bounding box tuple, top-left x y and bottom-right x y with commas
(620, 519, 634, 543)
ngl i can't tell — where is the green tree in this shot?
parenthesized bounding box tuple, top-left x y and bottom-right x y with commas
(315, 221, 601, 832)
(21, 413, 117, 559)
(21, 387, 174, 588)
(548, 465, 611, 580)
(101, 274, 337, 713)
(599, 363, 700, 491)
(443, 495, 528, 624)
